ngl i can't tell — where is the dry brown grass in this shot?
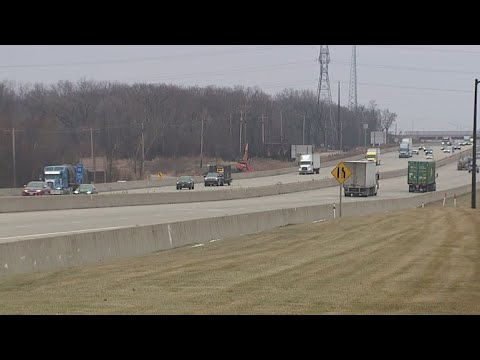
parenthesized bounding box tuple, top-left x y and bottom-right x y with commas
(1, 202, 479, 314)
(111, 146, 381, 180)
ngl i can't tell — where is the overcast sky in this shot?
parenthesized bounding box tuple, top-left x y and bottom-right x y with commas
(1, 45, 479, 133)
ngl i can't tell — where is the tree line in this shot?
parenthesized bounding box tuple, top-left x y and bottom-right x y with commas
(0, 80, 397, 187)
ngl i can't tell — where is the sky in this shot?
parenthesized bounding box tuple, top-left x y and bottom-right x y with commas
(0, 45, 479, 133)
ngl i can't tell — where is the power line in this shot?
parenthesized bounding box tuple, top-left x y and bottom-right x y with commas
(0, 45, 299, 69)
(362, 45, 480, 55)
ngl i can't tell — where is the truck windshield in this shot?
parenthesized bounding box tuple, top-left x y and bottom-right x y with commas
(300, 161, 312, 165)
(44, 174, 60, 180)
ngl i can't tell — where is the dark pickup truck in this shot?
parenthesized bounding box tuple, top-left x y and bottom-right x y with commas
(204, 172, 225, 186)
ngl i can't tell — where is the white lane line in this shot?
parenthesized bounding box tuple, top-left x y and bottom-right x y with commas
(209, 239, 221, 243)
(16, 225, 33, 228)
(0, 225, 134, 241)
(192, 243, 204, 248)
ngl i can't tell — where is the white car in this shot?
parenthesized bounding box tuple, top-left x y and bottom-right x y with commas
(412, 149, 419, 155)
(426, 154, 434, 159)
(443, 148, 452, 153)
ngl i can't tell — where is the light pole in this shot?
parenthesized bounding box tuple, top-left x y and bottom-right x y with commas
(472, 79, 479, 209)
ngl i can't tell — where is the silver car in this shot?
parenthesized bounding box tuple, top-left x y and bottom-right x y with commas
(74, 183, 98, 194)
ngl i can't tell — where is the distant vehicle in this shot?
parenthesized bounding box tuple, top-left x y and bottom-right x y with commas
(204, 164, 232, 185)
(176, 176, 195, 190)
(399, 142, 413, 158)
(204, 172, 224, 187)
(366, 148, 381, 165)
(425, 148, 433, 155)
(408, 160, 437, 192)
(443, 146, 452, 153)
(74, 183, 98, 194)
(457, 156, 471, 171)
(22, 181, 51, 196)
(419, 146, 426, 151)
(44, 164, 87, 195)
(426, 154, 434, 160)
(412, 149, 419, 155)
(298, 153, 321, 174)
(468, 164, 479, 173)
(343, 161, 379, 197)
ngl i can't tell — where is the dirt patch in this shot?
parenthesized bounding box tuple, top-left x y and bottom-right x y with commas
(1, 205, 479, 314)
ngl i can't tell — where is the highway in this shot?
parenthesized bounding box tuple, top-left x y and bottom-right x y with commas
(0, 160, 475, 242)
(103, 145, 460, 194)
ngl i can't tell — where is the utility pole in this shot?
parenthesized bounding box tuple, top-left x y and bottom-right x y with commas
(297, 114, 308, 145)
(200, 115, 205, 168)
(90, 127, 96, 183)
(338, 82, 342, 150)
(12, 128, 16, 187)
(472, 79, 479, 209)
(280, 110, 283, 142)
(259, 114, 267, 144)
(239, 110, 243, 154)
(141, 121, 145, 179)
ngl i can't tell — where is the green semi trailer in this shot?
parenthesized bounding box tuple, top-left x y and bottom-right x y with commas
(408, 160, 437, 193)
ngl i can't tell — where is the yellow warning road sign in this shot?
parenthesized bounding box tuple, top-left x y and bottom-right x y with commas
(331, 162, 352, 184)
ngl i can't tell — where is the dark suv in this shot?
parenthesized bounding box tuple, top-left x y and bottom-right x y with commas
(176, 176, 195, 190)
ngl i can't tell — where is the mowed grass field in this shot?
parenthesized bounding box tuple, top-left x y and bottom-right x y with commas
(1, 192, 479, 314)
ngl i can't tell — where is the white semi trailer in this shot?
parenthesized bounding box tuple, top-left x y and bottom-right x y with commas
(342, 160, 379, 197)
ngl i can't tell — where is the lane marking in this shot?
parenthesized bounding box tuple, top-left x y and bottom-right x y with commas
(167, 224, 173, 247)
(0, 225, 134, 241)
(192, 243, 204, 248)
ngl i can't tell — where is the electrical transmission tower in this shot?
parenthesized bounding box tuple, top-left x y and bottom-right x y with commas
(348, 45, 358, 111)
(317, 45, 336, 148)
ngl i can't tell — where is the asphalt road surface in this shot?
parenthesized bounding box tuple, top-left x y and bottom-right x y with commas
(103, 145, 462, 194)
(0, 160, 475, 242)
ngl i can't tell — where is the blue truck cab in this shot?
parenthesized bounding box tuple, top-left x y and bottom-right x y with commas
(44, 164, 81, 195)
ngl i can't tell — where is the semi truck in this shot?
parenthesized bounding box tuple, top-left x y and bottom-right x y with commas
(43, 164, 87, 195)
(366, 148, 381, 165)
(399, 141, 412, 158)
(298, 154, 320, 174)
(408, 160, 436, 192)
(457, 156, 471, 170)
(343, 161, 379, 197)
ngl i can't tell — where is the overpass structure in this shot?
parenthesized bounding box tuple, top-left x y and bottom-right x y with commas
(402, 131, 479, 141)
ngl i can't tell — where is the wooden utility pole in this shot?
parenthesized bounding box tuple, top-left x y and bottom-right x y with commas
(302, 115, 307, 145)
(141, 122, 145, 179)
(338, 81, 342, 150)
(239, 110, 243, 154)
(200, 115, 205, 168)
(12, 128, 16, 187)
(90, 127, 96, 183)
(280, 110, 283, 142)
(259, 114, 267, 144)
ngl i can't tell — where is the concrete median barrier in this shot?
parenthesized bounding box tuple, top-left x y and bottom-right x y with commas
(0, 181, 473, 277)
(0, 147, 471, 213)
